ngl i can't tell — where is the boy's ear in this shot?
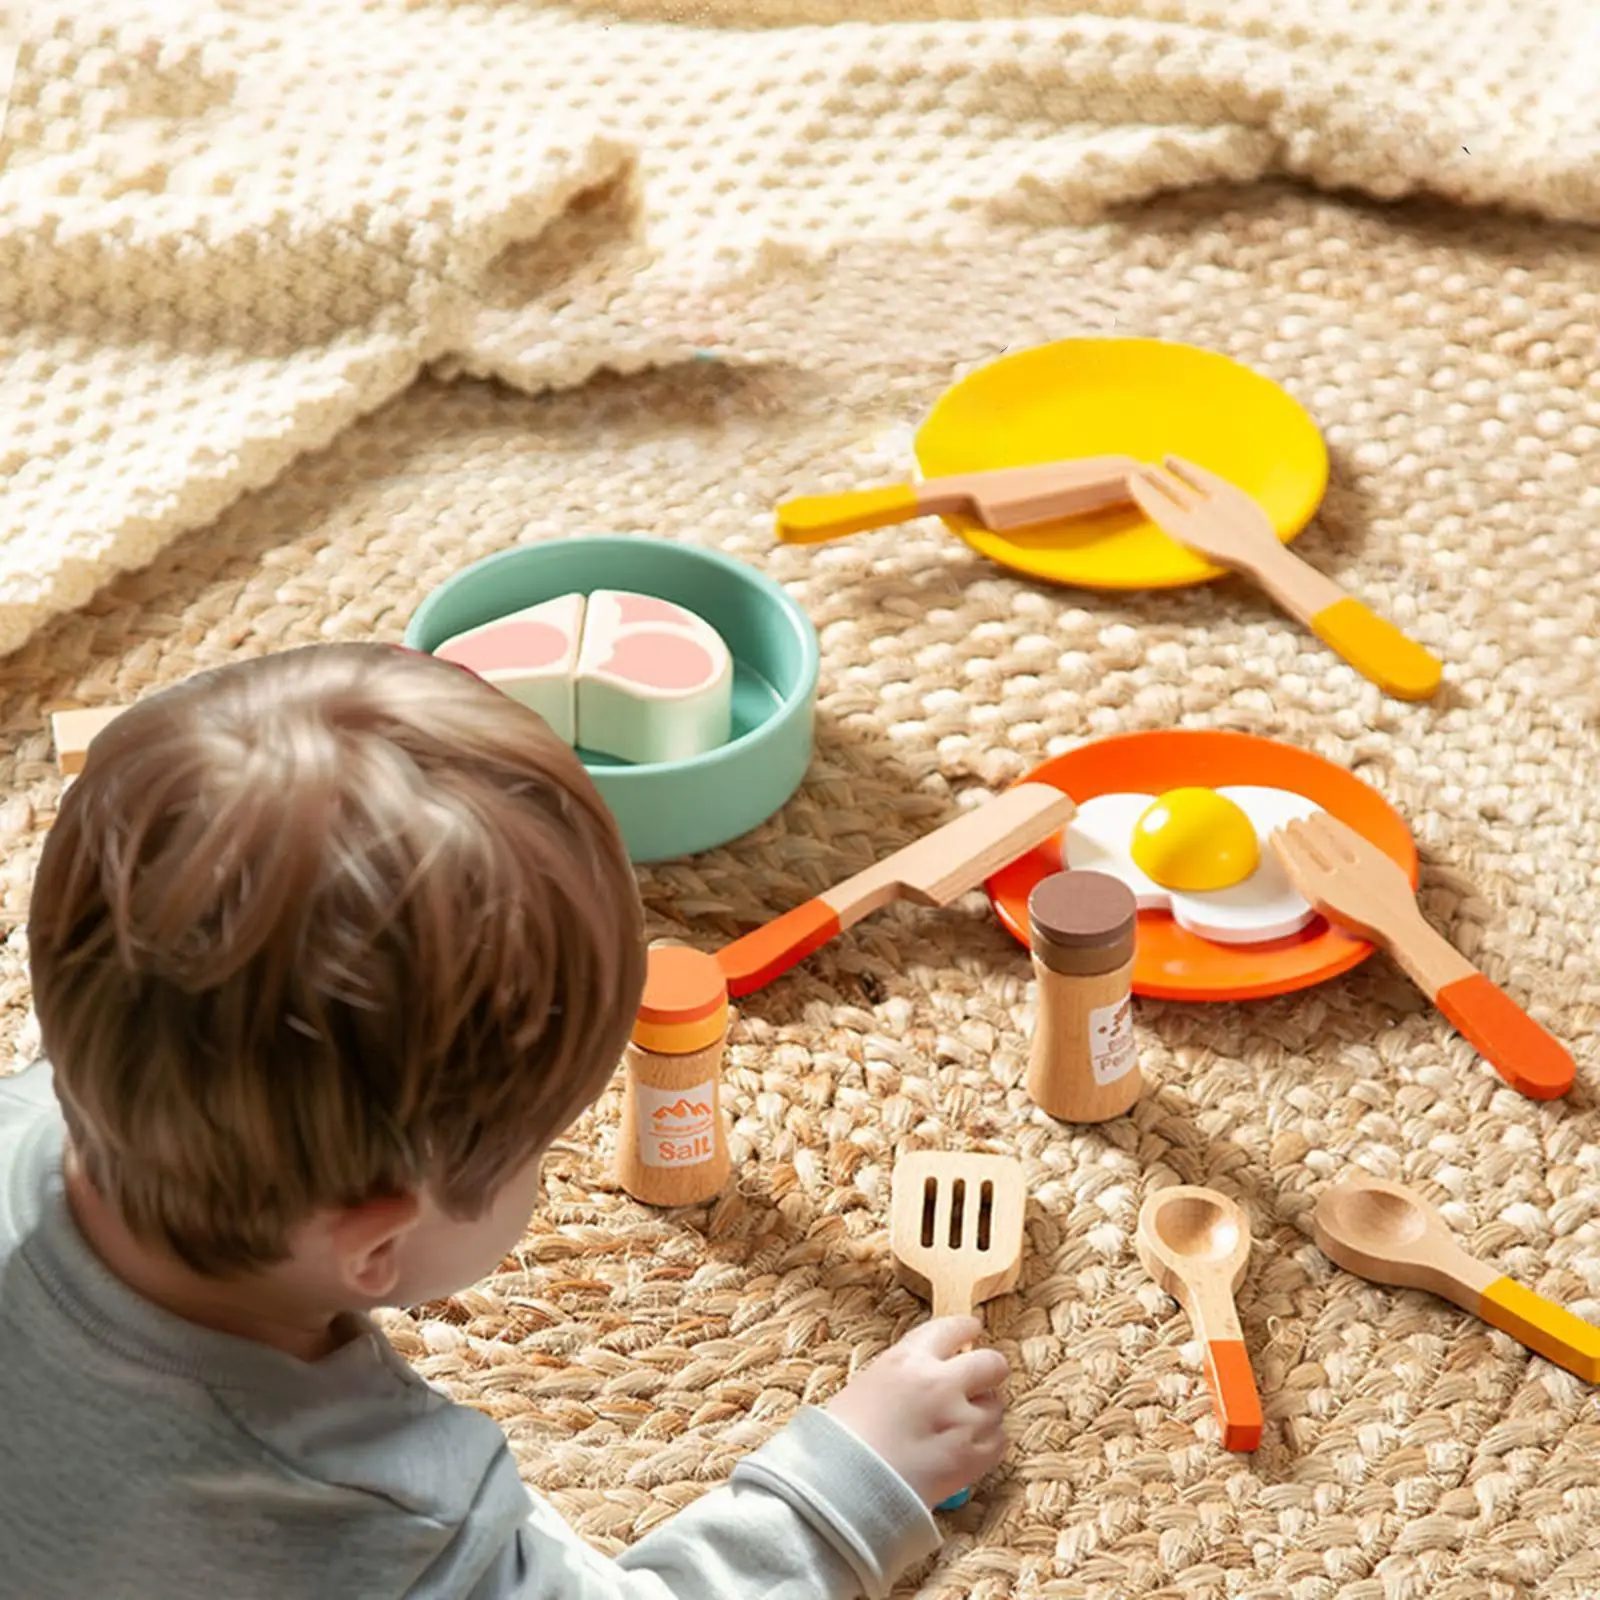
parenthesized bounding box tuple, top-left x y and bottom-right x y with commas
(328, 1192, 422, 1300)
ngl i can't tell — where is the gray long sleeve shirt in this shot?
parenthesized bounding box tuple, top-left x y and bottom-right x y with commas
(0, 1063, 939, 1599)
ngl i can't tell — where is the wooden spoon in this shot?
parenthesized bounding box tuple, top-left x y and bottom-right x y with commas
(1313, 1174, 1600, 1383)
(1269, 812, 1574, 1100)
(1136, 1186, 1263, 1452)
(775, 455, 1137, 544)
(891, 1150, 1027, 1509)
(1127, 456, 1441, 701)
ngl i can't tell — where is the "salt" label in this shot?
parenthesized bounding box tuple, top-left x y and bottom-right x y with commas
(637, 1080, 718, 1168)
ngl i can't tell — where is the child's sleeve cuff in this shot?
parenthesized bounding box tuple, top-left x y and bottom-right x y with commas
(730, 1405, 940, 1597)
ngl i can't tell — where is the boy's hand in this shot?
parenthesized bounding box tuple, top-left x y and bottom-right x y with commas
(825, 1316, 1010, 1508)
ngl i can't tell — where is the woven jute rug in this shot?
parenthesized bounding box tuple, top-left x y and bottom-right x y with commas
(4, 181, 1600, 1599)
(7, 2, 1600, 1596)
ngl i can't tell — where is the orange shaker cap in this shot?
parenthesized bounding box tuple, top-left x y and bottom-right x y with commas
(633, 944, 729, 1037)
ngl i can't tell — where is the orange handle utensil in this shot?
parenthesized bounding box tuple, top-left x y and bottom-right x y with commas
(1136, 1187, 1262, 1453)
(1433, 974, 1575, 1102)
(714, 782, 1075, 998)
(1269, 813, 1575, 1101)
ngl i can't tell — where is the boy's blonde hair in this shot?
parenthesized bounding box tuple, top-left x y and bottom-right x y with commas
(28, 643, 646, 1275)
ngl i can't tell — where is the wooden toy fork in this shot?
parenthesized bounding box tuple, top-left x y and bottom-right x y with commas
(1127, 456, 1442, 701)
(1269, 812, 1574, 1100)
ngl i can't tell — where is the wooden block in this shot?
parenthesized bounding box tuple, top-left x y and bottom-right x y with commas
(50, 705, 129, 778)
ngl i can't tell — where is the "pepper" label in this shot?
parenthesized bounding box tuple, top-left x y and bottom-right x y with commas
(1089, 995, 1138, 1086)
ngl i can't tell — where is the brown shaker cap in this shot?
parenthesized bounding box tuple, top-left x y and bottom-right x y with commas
(1028, 871, 1137, 975)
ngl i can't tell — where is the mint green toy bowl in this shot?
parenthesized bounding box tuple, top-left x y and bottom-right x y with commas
(404, 537, 820, 863)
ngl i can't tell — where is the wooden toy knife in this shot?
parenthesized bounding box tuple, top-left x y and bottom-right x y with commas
(775, 456, 1137, 543)
(716, 781, 1075, 996)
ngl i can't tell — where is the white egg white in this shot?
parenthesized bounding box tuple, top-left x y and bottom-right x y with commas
(1064, 786, 1324, 946)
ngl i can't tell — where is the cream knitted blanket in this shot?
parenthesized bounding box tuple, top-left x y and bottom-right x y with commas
(3, 0, 1597, 659)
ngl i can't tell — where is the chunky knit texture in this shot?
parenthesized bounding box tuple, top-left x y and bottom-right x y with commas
(6, 3, 1600, 1598)
(4, 0, 1600, 652)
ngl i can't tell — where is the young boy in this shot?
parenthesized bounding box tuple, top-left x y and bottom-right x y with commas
(0, 642, 1009, 1599)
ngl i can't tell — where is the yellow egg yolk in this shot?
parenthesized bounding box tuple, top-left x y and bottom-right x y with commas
(1129, 788, 1260, 892)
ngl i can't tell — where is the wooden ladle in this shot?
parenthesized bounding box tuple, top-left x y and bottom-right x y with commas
(1313, 1174, 1600, 1383)
(1136, 1186, 1263, 1452)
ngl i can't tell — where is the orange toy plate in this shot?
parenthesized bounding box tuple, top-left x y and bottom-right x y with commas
(986, 730, 1418, 1002)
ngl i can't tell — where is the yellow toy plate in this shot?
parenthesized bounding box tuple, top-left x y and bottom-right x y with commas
(914, 339, 1329, 590)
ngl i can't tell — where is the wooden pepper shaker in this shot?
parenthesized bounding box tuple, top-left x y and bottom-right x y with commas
(616, 944, 732, 1206)
(1025, 870, 1142, 1122)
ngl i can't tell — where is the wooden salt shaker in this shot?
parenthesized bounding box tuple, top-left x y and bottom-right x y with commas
(1025, 870, 1142, 1122)
(616, 944, 732, 1206)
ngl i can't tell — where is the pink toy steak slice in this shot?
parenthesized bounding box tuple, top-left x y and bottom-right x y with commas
(576, 591, 733, 764)
(433, 595, 585, 743)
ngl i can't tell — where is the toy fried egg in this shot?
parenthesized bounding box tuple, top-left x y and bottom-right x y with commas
(1065, 785, 1325, 946)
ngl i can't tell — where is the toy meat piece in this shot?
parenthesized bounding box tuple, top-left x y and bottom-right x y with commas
(432, 594, 586, 744)
(576, 590, 732, 765)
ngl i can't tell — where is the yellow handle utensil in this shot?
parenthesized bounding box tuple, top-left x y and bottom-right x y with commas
(1478, 1277, 1600, 1381)
(775, 485, 922, 543)
(775, 456, 1135, 546)
(1309, 597, 1443, 704)
(1315, 1175, 1600, 1383)
(1129, 457, 1442, 702)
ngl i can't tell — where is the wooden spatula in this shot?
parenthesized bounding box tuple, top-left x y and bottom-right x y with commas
(891, 1150, 1027, 1510)
(1269, 812, 1574, 1100)
(776, 456, 1137, 544)
(891, 1150, 1027, 1320)
(714, 781, 1075, 997)
(1127, 456, 1442, 702)
(1314, 1174, 1600, 1382)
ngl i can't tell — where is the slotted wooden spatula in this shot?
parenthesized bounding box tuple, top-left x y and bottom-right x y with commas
(891, 1150, 1027, 1320)
(1128, 456, 1442, 701)
(776, 455, 1137, 544)
(891, 1150, 1027, 1510)
(1269, 812, 1574, 1100)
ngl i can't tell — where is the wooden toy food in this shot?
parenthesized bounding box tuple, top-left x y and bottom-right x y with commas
(713, 781, 1076, 998)
(890, 1150, 1027, 1511)
(433, 590, 733, 764)
(616, 944, 732, 1207)
(1269, 812, 1574, 1100)
(1135, 1186, 1263, 1452)
(988, 731, 1421, 1003)
(1025, 870, 1142, 1123)
(775, 455, 1136, 543)
(576, 590, 732, 765)
(432, 594, 586, 742)
(1066, 784, 1324, 946)
(1128, 456, 1442, 701)
(1313, 1175, 1600, 1383)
